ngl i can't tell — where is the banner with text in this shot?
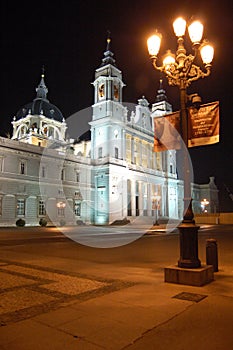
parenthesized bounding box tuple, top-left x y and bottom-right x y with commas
(188, 101, 220, 148)
(154, 111, 181, 152)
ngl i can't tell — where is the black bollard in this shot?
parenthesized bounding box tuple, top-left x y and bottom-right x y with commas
(206, 239, 218, 272)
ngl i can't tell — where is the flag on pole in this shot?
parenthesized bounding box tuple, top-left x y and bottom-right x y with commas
(154, 111, 181, 152)
(188, 101, 220, 148)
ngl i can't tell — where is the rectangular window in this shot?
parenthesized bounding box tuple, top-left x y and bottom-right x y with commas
(17, 199, 25, 216)
(74, 201, 81, 216)
(115, 147, 119, 159)
(98, 147, 102, 159)
(76, 172, 80, 182)
(136, 181, 139, 195)
(41, 166, 46, 178)
(38, 200, 46, 216)
(0, 197, 2, 215)
(57, 202, 65, 217)
(0, 157, 3, 172)
(20, 161, 26, 175)
(58, 207, 65, 217)
(48, 128, 53, 137)
(61, 168, 65, 180)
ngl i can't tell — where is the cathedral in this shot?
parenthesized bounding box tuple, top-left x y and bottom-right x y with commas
(0, 38, 219, 226)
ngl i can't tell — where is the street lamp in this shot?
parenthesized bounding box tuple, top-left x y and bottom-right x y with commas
(201, 198, 209, 213)
(152, 193, 161, 225)
(147, 17, 214, 268)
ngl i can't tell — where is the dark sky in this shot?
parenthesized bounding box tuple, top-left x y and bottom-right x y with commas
(0, 0, 233, 210)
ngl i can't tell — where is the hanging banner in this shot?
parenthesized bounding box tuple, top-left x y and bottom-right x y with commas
(154, 111, 181, 152)
(188, 101, 220, 148)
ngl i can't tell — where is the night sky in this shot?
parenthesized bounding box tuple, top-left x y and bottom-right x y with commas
(0, 0, 232, 211)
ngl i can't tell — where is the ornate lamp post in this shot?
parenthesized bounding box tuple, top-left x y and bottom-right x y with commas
(201, 198, 209, 213)
(147, 17, 214, 269)
(152, 193, 161, 225)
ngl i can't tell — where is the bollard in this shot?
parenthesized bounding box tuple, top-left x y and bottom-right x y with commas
(206, 238, 218, 272)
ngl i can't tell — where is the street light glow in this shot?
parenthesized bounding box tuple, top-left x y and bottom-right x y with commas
(188, 20, 204, 44)
(57, 201, 66, 209)
(173, 17, 186, 37)
(200, 42, 214, 64)
(201, 198, 210, 212)
(162, 50, 176, 67)
(147, 33, 162, 56)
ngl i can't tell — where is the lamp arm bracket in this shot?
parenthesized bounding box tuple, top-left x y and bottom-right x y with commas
(151, 58, 164, 72)
(187, 64, 211, 85)
(150, 55, 211, 87)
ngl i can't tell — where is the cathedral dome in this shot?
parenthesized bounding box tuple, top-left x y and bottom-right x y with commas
(16, 98, 63, 122)
(15, 70, 64, 122)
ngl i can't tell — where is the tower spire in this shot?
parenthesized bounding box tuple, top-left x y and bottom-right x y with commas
(35, 66, 48, 100)
(155, 78, 168, 102)
(100, 32, 116, 67)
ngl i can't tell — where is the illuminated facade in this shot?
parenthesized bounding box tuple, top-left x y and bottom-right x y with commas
(0, 40, 218, 226)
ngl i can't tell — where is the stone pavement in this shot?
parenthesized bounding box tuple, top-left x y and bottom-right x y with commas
(0, 255, 232, 350)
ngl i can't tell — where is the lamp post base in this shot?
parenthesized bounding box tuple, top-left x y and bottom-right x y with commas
(164, 265, 214, 286)
(178, 221, 201, 268)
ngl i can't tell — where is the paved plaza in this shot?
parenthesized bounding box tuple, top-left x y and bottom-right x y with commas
(0, 224, 232, 349)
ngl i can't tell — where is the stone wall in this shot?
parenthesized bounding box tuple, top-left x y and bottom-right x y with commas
(195, 213, 233, 225)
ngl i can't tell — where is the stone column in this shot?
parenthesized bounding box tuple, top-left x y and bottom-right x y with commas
(138, 181, 143, 216)
(131, 137, 134, 164)
(148, 183, 152, 216)
(131, 180, 136, 216)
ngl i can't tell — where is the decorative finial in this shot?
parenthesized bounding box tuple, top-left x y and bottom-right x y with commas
(138, 96, 149, 107)
(100, 31, 116, 67)
(155, 78, 168, 102)
(41, 65, 45, 78)
(35, 66, 48, 100)
(159, 78, 163, 90)
(106, 30, 111, 49)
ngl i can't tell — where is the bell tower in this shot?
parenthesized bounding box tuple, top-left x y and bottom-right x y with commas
(89, 35, 128, 225)
(92, 35, 125, 114)
(93, 35, 125, 105)
(151, 79, 172, 131)
(90, 35, 127, 160)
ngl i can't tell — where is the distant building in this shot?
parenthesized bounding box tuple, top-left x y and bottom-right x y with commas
(0, 38, 219, 226)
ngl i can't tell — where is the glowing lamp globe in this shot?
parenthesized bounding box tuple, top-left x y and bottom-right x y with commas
(200, 43, 214, 64)
(173, 17, 186, 37)
(188, 20, 204, 44)
(147, 33, 162, 56)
